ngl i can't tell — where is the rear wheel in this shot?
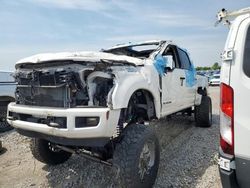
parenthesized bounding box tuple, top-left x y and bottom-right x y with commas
(0, 106, 13, 133)
(30, 138, 72, 165)
(195, 96, 212, 127)
(113, 124, 160, 188)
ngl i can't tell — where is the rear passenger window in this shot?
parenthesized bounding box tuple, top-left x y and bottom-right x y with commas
(177, 48, 191, 70)
(243, 25, 250, 77)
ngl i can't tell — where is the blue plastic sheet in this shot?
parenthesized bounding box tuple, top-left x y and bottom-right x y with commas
(181, 48, 196, 87)
(154, 54, 167, 76)
(185, 63, 196, 87)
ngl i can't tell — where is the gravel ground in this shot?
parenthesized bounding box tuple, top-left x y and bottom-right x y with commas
(0, 87, 221, 188)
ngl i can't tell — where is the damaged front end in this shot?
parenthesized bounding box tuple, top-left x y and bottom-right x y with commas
(8, 53, 156, 148)
(14, 60, 115, 108)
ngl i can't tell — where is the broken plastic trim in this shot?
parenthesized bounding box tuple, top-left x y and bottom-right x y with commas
(16, 59, 138, 69)
(14, 62, 116, 108)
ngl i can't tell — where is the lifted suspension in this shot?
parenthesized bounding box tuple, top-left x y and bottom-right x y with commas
(55, 145, 112, 167)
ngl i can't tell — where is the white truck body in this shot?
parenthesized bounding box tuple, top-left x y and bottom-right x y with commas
(7, 40, 208, 145)
(6, 40, 211, 187)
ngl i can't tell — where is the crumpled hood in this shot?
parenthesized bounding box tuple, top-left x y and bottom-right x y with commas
(16, 51, 144, 68)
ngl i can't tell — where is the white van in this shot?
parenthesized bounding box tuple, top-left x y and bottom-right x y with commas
(217, 8, 250, 188)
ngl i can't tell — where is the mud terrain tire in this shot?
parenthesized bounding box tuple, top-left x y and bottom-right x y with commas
(0, 106, 13, 133)
(113, 124, 160, 188)
(30, 138, 72, 165)
(195, 96, 212, 127)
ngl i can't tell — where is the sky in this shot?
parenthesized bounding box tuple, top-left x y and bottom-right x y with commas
(0, 0, 249, 71)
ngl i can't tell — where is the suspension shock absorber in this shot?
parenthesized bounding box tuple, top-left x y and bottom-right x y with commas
(116, 119, 123, 137)
(116, 109, 125, 137)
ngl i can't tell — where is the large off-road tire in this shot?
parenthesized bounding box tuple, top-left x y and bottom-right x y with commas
(0, 106, 13, 133)
(195, 96, 212, 127)
(113, 124, 160, 188)
(0, 140, 2, 152)
(30, 138, 72, 165)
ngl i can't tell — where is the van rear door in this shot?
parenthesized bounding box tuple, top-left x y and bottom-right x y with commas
(230, 16, 250, 187)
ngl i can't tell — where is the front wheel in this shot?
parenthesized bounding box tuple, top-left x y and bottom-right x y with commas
(113, 124, 160, 188)
(0, 106, 13, 133)
(30, 138, 72, 165)
(195, 96, 212, 127)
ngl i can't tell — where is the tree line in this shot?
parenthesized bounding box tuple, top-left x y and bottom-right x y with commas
(196, 62, 221, 71)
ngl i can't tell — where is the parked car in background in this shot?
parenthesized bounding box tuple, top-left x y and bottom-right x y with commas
(209, 74, 220, 86)
(217, 7, 250, 188)
(197, 70, 220, 84)
(213, 70, 221, 74)
(0, 71, 15, 132)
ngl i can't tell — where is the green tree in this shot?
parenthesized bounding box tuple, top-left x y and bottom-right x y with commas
(196, 66, 202, 71)
(212, 62, 220, 70)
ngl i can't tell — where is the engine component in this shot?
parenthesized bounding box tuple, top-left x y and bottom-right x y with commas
(14, 63, 114, 108)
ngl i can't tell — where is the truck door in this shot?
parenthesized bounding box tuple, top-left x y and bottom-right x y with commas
(176, 48, 196, 108)
(160, 46, 186, 116)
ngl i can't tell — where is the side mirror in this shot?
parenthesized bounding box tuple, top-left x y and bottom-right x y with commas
(163, 55, 174, 73)
(164, 66, 174, 73)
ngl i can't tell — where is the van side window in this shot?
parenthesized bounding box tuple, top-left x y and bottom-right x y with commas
(243, 25, 250, 78)
(177, 48, 191, 70)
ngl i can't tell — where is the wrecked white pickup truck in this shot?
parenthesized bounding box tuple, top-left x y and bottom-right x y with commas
(7, 40, 211, 187)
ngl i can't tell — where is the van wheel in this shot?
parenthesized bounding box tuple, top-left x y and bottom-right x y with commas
(113, 124, 160, 188)
(0, 106, 13, 133)
(30, 138, 72, 165)
(195, 96, 212, 127)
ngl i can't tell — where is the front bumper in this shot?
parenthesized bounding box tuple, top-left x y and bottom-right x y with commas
(7, 102, 120, 146)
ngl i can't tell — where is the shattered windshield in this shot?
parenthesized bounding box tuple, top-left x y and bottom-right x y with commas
(103, 41, 165, 59)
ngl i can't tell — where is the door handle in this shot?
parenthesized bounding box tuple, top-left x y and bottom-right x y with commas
(180, 77, 185, 86)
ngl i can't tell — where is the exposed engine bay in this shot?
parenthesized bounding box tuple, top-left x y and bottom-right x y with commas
(14, 61, 115, 108)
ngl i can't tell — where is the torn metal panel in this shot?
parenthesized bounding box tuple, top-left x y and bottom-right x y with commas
(103, 40, 171, 59)
(15, 51, 144, 68)
(86, 71, 113, 106)
(104, 40, 166, 50)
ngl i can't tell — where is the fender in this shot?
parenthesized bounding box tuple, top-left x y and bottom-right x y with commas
(196, 75, 209, 90)
(111, 70, 161, 118)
